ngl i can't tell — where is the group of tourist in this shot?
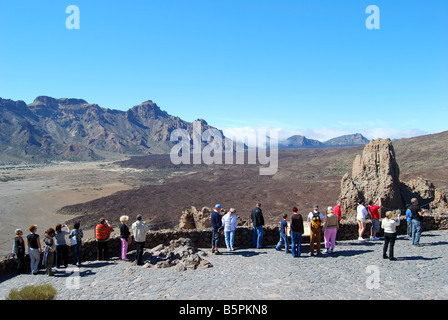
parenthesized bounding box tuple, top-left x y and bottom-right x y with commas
(11, 197, 427, 275)
(11, 213, 152, 275)
(209, 202, 343, 257)
(243, 198, 424, 261)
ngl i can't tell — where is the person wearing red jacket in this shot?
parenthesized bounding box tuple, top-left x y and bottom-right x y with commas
(95, 218, 113, 261)
(334, 200, 342, 222)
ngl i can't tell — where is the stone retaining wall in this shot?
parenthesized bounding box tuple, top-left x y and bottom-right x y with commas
(2, 214, 447, 277)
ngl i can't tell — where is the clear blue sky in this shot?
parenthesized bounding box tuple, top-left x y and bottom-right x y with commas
(1, 0, 447, 141)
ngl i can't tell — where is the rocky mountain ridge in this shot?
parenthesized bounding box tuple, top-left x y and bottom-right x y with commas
(0, 96, 224, 162)
(279, 133, 369, 149)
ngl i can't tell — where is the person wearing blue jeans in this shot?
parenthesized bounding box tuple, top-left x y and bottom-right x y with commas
(410, 198, 424, 246)
(251, 203, 265, 249)
(412, 219, 422, 245)
(275, 214, 289, 253)
(222, 208, 238, 251)
(290, 207, 304, 257)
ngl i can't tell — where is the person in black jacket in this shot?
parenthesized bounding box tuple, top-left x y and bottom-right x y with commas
(211, 204, 224, 255)
(251, 203, 265, 249)
(13, 229, 25, 274)
(119, 215, 131, 261)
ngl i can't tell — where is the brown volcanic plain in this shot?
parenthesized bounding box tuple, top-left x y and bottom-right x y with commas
(59, 130, 448, 230)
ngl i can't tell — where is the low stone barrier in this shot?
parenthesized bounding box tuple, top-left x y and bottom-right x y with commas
(2, 214, 447, 277)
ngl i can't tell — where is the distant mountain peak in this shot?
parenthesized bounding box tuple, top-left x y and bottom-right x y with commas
(279, 133, 370, 149)
(324, 133, 370, 146)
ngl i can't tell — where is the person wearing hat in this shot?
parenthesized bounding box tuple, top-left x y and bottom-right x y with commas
(307, 205, 324, 256)
(211, 204, 224, 254)
(323, 206, 339, 253)
(251, 203, 265, 249)
(132, 214, 150, 265)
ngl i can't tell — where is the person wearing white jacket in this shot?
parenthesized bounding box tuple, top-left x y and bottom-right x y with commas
(222, 208, 238, 251)
(132, 215, 150, 265)
(381, 211, 401, 261)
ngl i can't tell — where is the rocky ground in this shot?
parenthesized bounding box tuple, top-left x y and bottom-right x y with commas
(1, 230, 447, 300)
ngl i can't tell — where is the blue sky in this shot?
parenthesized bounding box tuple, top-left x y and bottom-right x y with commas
(0, 0, 447, 141)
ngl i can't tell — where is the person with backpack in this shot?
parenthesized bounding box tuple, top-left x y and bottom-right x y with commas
(307, 205, 324, 256)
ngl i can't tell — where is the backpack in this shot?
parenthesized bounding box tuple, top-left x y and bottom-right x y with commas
(311, 212, 322, 230)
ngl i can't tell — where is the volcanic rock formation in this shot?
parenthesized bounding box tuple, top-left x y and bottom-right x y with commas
(339, 138, 448, 218)
(339, 138, 403, 216)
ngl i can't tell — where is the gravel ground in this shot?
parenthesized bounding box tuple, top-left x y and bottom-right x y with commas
(1, 230, 447, 300)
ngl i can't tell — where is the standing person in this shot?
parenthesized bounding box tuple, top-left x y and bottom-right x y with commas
(381, 211, 401, 261)
(275, 213, 289, 253)
(334, 200, 342, 222)
(27, 225, 42, 275)
(12, 229, 25, 274)
(222, 208, 238, 251)
(251, 203, 265, 249)
(356, 200, 368, 241)
(323, 207, 339, 253)
(43, 228, 56, 276)
(410, 198, 424, 246)
(368, 198, 382, 241)
(307, 205, 324, 256)
(405, 204, 413, 238)
(119, 215, 131, 261)
(95, 218, 113, 261)
(290, 207, 304, 258)
(69, 222, 83, 266)
(54, 224, 70, 268)
(211, 204, 223, 255)
(131, 214, 149, 265)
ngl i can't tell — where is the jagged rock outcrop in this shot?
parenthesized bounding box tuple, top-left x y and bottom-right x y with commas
(340, 138, 448, 218)
(138, 238, 212, 271)
(179, 206, 212, 230)
(401, 178, 448, 213)
(339, 138, 403, 216)
(179, 206, 250, 230)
